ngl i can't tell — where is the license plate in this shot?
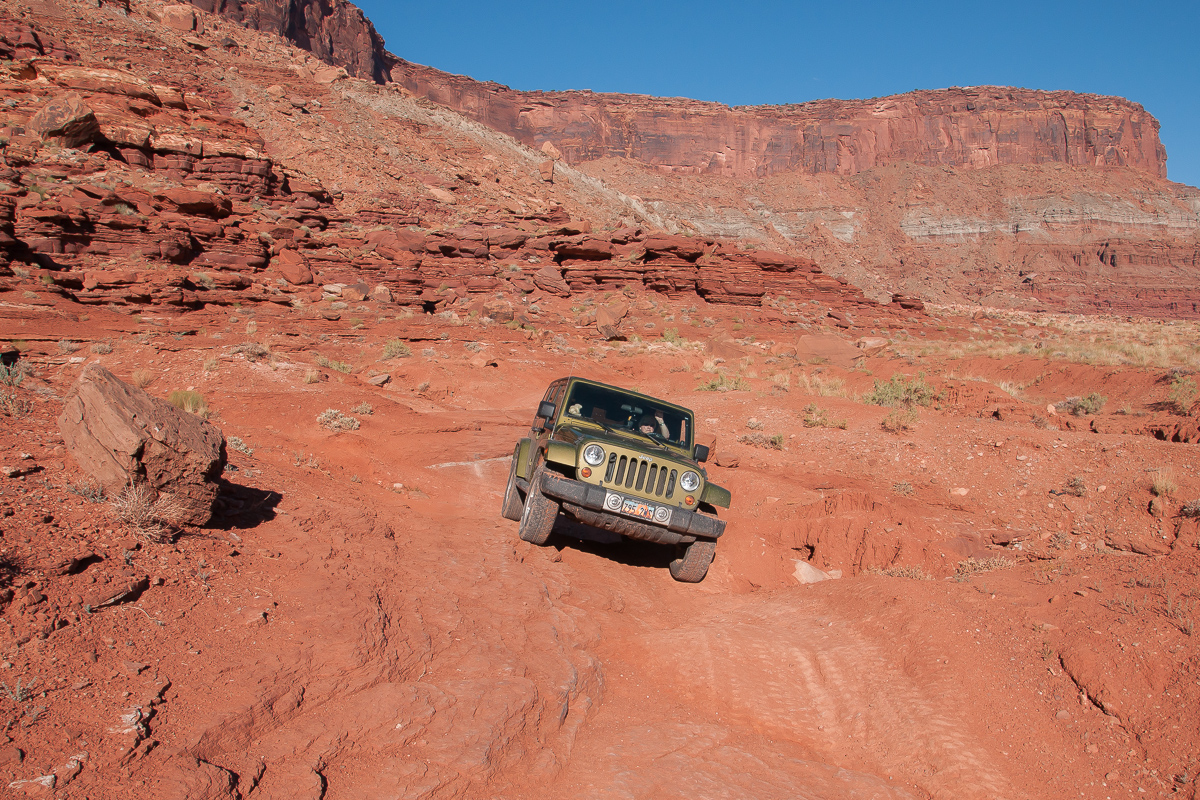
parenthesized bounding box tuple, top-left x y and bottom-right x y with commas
(621, 498, 655, 520)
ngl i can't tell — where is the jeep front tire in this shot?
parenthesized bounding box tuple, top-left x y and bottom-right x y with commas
(669, 539, 717, 582)
(518, 464, 558, 545)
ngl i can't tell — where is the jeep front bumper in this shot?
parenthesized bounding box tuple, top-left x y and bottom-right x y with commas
(537, 471, 725, 546)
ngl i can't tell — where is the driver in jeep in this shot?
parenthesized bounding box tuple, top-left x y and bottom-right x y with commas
(637, 411, 670, 439)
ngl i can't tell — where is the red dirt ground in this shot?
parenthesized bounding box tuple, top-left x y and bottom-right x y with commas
(2, 291, 1199, 799)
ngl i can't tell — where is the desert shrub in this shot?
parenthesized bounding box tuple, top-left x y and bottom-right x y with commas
(880, 407, 919, 432)
(227, 436, 253, 455)
(303, 369, 321, 384)
(0, 360, 28, 388)
(110, 481, 186, 541)
(0, 387, 32, 417)
(91, 340, 114, 355)
(350, 402, 374, 415)
(802, 403, 847, 429)
(131, 369, 155, 388)
(956, 556, 1015, 576)
(168, 390, 208, 418)
(892, 481, 914, 496)
(1179, 499, 1200, 518)
(737, 432, 784, 450)
(662, 327, 683, 344)
(232, 342, 270, 362)
(383, 339, 412, 359)
(315, 354, 352, 373)
(864, 373, 939, 408)
(203, 357, 219, 371)
(1169, 375, 1197, 415)
(1064, 476, 1087, 497)
(696, 373, 750, 392)
(57, 339, 79, 354)
(317, 408, 360, 432)
(1056, 392, 1106, 417)
(865, 564, 931, 580)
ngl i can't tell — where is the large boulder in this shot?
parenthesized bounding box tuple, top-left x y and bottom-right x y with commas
(57, 365, 226, 525)
(29, 94, 98, 149)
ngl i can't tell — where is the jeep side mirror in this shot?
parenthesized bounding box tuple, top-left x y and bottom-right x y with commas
(694, 444, 710, 463)
(537, 400, 557, 420)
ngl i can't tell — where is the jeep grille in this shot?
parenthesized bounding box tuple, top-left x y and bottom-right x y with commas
(605, 453, 676, 499)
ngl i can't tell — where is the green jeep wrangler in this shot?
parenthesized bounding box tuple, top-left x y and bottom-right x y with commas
(501, 377, 730, 582)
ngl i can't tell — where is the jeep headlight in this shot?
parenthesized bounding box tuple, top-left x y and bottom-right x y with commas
(680, 470, 700, 492)
(582, 444, 605, 466)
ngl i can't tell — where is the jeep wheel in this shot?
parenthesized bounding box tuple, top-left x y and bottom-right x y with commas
(501, 444, 524, 522)
(518, 465, 558, 545)
(669, 539, 717, 583)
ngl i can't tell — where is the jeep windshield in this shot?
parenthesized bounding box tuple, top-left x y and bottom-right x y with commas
(561, 382, 692, 448)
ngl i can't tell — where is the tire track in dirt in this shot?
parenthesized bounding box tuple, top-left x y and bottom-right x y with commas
(618, 595, 1015, 800)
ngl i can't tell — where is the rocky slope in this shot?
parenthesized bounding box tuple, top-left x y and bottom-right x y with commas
(188, 0, 1200, 316)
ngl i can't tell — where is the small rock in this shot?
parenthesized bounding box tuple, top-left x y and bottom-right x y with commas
(1055, 710, 1071, 720)
(950, 487, 969, 496)
(366, 373, 390, 387)
(121, 660, 147, 675)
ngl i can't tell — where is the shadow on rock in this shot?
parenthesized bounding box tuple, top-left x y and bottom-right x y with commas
(206, 479, 282, 531)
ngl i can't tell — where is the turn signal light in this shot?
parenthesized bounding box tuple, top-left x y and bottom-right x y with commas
(581, 467, 592, 478)
(685, 496, 695, 506)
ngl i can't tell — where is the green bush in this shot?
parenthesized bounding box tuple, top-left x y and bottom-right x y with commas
(1056, 392, 1106, 417)
(315, 354, 352, 373)
(864, 373, 939, 408)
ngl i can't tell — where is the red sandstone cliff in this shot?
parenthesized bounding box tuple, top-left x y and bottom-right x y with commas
(390, 63, 1166, 180)
(185, 0, 396, 82)
(188, 0, 1166, 180)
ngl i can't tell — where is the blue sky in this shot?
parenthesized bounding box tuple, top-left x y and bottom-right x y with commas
(357, 0, 1199, 188)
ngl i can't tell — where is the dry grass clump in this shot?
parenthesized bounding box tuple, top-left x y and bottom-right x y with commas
(303, 369, 321, 384)
(57, 339, 79, 354)
(350, 402, 374, 415)
(110, 481, 186, 541)
(906, 308, 1200, 371)
(1150, 470, 1177, 498)
(317, 408, 360, 431)
(168, 390, 208, 418)
(697, 373, 750, 392)
(956, 556, 1015, 576)
(131, 369, 156, 388)
(1169, 375, 1197, 416)
(91, 340, 114, 355)
(892, 481, 915, 496)
(797, 372, 847, 398)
